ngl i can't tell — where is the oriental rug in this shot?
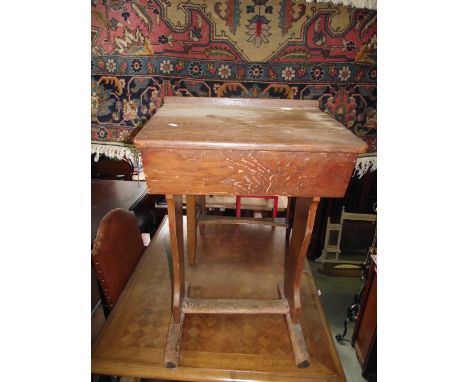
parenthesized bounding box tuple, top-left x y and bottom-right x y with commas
(91, 0, 377, 171)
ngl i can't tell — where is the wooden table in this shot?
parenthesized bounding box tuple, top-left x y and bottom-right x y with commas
(91, 179, 147, 242)
(134, 97, 367, 369)
(92, 217, 347, 381)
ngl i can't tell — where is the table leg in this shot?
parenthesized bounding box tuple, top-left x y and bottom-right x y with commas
(278, 285, 311, 368)
(166, 194, 185, 323)
(186, 195, 197, 266)
(284, 197, 320, 323)
(164, 312, 185, 368)
(286, 197, 295, 242)
(197, 195, 206, 236)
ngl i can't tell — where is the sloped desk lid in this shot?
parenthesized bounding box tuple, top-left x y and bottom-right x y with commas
(134, 97, 367, 154)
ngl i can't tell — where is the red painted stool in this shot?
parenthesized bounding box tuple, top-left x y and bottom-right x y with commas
(235, 195, 279, 218)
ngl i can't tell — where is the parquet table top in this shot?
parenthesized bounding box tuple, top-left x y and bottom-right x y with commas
(92, 217, 345, 382)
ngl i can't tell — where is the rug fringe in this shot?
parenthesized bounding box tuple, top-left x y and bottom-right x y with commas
(354, 154, 377, 178)
(91, 142, 144, 180)
(307, 0, 377, 10)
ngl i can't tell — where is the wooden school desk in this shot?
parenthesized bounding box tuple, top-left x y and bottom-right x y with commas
(133, 97, 367, 369)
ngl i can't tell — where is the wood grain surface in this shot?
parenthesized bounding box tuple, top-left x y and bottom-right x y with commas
(163, 312, 185, 369)
(166, 195, 185, 323)
(186, 195, 197, 266)
(198, 214, 289, 228)
(134, 97, 366, 197)
(134, 97, 366, 154)
(140, 149, 357, 197)
(279, 285, 311, 369)
(162, 96, 319, 109)
(196, 195, 206, 236)
(284, 197, 320, 323)
(127, 97, 364, 379)
(181, 297, 290, 314)
(92, 217, 346, 382)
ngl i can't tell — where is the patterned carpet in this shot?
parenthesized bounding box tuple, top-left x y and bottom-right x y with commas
(91, 0, 377, 163)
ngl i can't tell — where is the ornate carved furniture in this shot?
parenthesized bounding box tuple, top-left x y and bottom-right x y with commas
(134, 96, 367, 369)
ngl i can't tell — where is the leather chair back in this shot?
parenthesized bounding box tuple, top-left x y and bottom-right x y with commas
(92, 208, 145, 310)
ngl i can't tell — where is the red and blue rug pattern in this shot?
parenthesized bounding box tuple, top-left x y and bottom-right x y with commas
(91, 0, 377, 152)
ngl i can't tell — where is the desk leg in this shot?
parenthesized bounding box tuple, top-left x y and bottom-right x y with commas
(284, 197, 320, 323)
(186, 195, 197, 266)
(286, 196, 295, 242)
(197, 195, 206, 236)
(164, 312, 185, 368)
(166, 194, 185, 323)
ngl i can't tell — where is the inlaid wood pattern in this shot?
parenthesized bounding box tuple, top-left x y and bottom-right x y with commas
(118, 303, 168, 349)
(92, 219, 346, 381)
(181, 313, 293, 357)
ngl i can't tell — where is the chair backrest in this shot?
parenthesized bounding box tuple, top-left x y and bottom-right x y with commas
(91, 208, 145, 311)
(92, 155, 134, 180)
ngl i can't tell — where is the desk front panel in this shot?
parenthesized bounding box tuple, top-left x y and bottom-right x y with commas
(140, 148, 357, 197)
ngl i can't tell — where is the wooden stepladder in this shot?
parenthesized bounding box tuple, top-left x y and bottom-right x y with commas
(316, 207, 377, 264)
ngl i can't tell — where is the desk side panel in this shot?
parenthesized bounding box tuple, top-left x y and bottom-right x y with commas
(140, 148, 356, 197)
